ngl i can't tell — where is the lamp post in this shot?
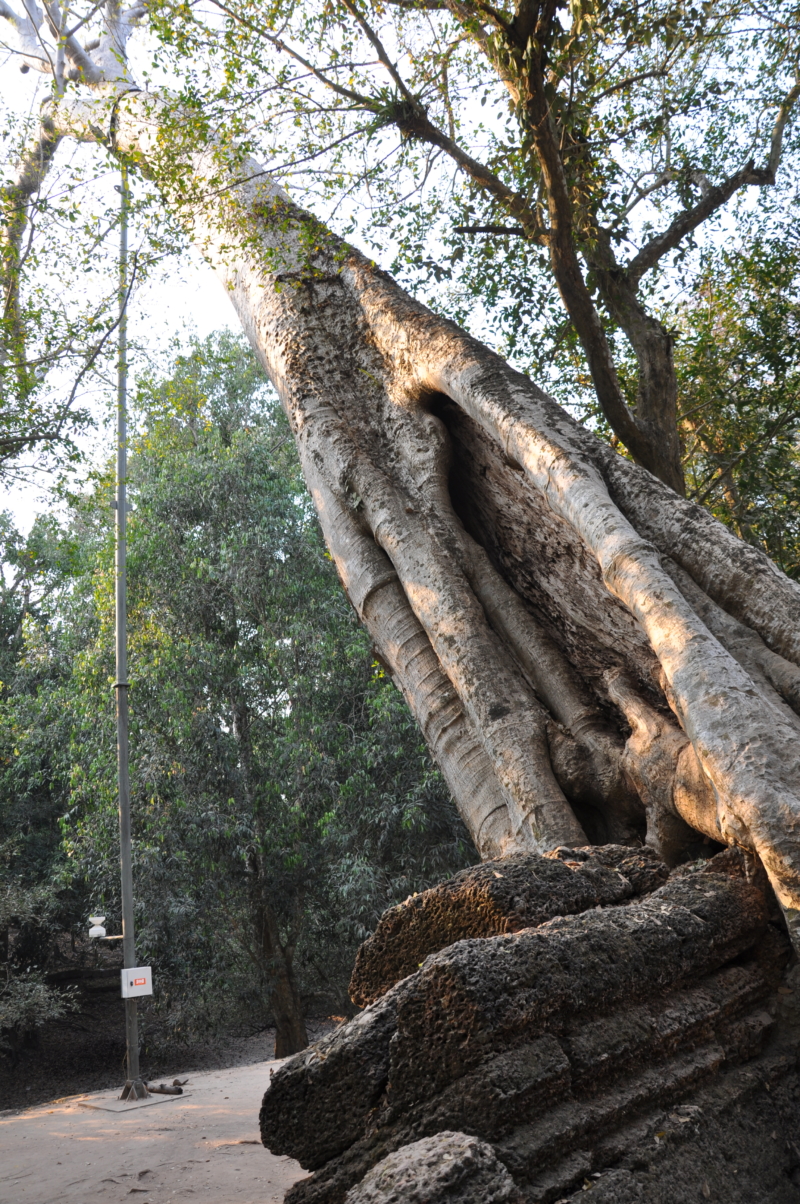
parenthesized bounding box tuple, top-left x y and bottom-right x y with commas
(115, 164, 147, 1102)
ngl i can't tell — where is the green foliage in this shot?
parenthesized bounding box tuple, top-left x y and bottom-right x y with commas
(674, 238, 800, 576)
(0, 968, 78, 1051)
(0, 95, 191, 477)
(0, 332, 474, 1046)
(0, 510, 100, 1043)
(140, 0, 800, 338)
(4, 0, 799, 553)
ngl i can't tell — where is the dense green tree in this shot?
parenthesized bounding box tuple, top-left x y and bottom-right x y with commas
(0, 333, 474, 1057)
(0, 512, 92, 1054)
(674, 238, 800, 576)
(4, 0, 800, 497)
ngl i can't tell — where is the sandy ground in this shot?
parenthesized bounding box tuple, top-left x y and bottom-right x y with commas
(0, 1059, 308, 1204)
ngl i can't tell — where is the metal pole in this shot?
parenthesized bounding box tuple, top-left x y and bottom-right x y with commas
(115, 163, 144, 1097)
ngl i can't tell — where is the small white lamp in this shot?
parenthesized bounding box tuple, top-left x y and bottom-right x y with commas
(89, 915, 107, 939)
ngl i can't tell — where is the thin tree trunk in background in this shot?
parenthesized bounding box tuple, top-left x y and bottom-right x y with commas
(233, 682, 309, 1055)
(47, 92, 800, 954)
(270, 970, 308, 1059)
(251, 886, 308, 1057)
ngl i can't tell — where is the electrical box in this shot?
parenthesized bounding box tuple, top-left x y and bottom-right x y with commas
(121, 966, 153, 998)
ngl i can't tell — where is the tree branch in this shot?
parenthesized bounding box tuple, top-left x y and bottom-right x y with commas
(628, 79, 800, 284)
(623, 169, 674, 216)
(0, 1, 142, 423)
(767, 77, 800, 177)
(208, 0, 373, 109)
(470, 0, 512, 34)
(63, 0, 108, 40)
(40, 0, 103, 84)
(453, 223, 527, 236)
(627, 165, 760, 284)
(387, 104, 545, 238)
(591, 69, 667, 104)
(0, 0, 51, 73)
(1, 114, 61, 394)
(442, 0, 521, 102)
(340, 0, 416, 104)
(80, 0, 141, 84)
(383, 0, 449, 7)
(692, 409, 800, 507)
(510, 0, 541, 46)
(0, 0, 137, 83)
(50, 250, 139, 437)
(516, 48, 661, 477)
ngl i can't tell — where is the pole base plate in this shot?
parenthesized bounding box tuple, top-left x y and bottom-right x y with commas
(119, 1078, 149, 1101)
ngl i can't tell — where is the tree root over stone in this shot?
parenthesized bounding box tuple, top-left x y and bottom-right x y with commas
(260, 848, 799, 1204)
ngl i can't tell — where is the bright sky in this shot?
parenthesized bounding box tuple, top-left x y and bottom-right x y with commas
(0, 33, 241, 533)
(1, 265, 237, 533)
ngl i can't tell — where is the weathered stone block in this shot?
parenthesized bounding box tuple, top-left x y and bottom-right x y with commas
(261, 852, 777, 1204)
(342, 1131, 523, 1204)
(349, 845, 668, 1008)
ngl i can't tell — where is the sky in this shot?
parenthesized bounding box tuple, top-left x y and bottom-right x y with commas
(0, 30, 241, 534)
(1, 255, 239, 533)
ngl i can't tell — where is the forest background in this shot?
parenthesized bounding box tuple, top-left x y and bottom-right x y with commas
(0, 331, 475, 1064)
(2, 0, 800, 1069)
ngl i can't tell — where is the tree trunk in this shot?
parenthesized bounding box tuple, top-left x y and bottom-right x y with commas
(232, 677, 309, 1057)
(270, 968, 308, 1060)
(590, 242, 685, 497)
(520, 67, 686, 495)
(50, 91, 800, 952)
(250, 883, 309, 1058)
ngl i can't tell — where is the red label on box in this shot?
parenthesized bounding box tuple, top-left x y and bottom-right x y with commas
(134, 977, 146, 986)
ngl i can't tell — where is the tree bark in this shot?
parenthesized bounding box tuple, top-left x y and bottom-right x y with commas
(1, 114, 60, 410)
(44, 91, 800, 952)
(519, 63, 687, 493)
(588, 234, 685, 496)
(233, 675, 309, 1056)
(250, 882, 309, 1058)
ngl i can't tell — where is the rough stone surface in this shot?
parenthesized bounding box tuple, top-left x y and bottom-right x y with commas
(552, 1052, 800, 1203)
(261, 992, 398, 1170)
(556, 843, 671, 894)
(260, 850, 796, 1204)
(342, 1131, 522, 1204)
(349, 845, 668, 1007)
(383, 867, 769, 1107)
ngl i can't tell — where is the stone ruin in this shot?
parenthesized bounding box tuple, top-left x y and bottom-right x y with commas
(260, 847, 800, 1203)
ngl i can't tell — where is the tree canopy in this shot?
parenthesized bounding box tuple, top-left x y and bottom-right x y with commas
(3, 0, 799, 510)
(145, 0, 800, 496)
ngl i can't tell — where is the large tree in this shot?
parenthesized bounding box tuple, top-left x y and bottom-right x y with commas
(2, 1, 800, 953)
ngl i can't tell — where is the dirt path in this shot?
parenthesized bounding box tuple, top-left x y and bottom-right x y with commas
(0, 1059, 306, 1204)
